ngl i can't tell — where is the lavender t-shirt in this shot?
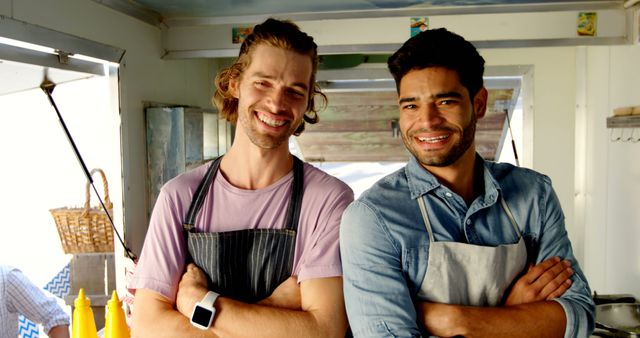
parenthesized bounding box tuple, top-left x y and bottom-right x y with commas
(130, 161, 354, 301)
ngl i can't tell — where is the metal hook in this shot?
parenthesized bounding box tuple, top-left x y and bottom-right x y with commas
(631, 128, 640, 143)
(610, 128, 622, 142)
(623, 128, 635, 142)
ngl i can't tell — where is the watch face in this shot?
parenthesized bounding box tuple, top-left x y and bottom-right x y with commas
(191, 305, 213, 328)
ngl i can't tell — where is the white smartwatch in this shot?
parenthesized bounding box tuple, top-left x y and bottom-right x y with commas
(190, 291, 219, 330)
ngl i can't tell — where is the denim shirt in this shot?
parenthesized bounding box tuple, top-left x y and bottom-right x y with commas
(340, 156, 595, 337)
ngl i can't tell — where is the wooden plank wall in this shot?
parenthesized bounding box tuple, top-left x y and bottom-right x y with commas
(296, 89, 512, 162)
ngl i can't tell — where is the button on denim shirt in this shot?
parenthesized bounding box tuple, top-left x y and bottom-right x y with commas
(340, 156, 595, 337)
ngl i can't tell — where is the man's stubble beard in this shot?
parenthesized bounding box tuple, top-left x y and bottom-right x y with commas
(237, 102, 300, 150)
(403, 113, 477, 168)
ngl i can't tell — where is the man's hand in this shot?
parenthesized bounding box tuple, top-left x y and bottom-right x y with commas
(47, 325, 70, 338)
(176, 263, 209, 317)
(418, 302, 465, 337)
(257, 276, 301, 310)
(504, 256, 573, 306)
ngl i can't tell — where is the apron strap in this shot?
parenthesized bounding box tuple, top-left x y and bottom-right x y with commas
(183, 156, 223, 231)
(284, 156, 304, 231)
(499, 196, 523, 238)
(182, 155, 304, 232)
(417, 196, 435, 242)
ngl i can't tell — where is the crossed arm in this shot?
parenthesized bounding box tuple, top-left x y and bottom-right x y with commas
(340, 199, 594, 337)
(131, 264, 347, 338)
(417, 257, 573, 337)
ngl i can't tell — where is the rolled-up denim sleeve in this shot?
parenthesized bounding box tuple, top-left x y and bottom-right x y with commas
(340, 201, 421, 338)
(537, 178, 595, 337)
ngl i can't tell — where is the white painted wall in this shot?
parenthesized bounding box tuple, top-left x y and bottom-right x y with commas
(481, 47, 580, 259)
(0, 0, 217, 295)
(578, 44, 640, 299)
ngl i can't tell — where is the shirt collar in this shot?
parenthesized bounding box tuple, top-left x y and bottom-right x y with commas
(405, 156, 440, 200)
(405, 154, 502, 205)
(477, 158, 501, 208)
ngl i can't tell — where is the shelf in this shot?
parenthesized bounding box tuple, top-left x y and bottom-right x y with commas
(607, 115, 640, 128)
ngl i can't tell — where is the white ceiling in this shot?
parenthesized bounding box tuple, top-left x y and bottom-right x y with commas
(121, 0, 619, 18)
(94, 0, 624, 26)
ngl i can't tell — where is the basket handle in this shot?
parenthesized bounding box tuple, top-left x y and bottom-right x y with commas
(83, 168, 112, 215)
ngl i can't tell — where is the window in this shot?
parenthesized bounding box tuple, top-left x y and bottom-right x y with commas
(0, 39, 121, 288)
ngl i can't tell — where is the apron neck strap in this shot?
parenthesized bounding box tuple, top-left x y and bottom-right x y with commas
(499, 196, 522, 238)
(417, 197, 435, 242)
(182, 155, 304, 232)
(283, 156, 304, 231)
(183, 156, 223, 231)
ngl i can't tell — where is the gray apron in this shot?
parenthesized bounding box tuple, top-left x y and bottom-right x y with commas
(416, 195, 527, 307)
(182, 156, 304, 303)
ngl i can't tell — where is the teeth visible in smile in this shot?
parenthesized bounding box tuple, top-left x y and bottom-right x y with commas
(258, 113, 286, 127)
(417, 135, 448, 143)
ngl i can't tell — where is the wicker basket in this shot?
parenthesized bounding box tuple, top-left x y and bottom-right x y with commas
(50, 168, 114, 254)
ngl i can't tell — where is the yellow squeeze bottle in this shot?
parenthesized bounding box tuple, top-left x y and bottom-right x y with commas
(104, 290, 131, 338)
(72, 288, 99, 338)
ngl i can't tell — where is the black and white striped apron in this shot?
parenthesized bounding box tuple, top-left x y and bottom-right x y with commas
(182, 156, 303, 303)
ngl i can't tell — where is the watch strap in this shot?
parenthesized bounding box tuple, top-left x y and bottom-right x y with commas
(200, 291, 219, 307)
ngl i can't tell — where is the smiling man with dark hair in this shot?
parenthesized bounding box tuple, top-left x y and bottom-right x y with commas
(340, 28, 595, 337)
